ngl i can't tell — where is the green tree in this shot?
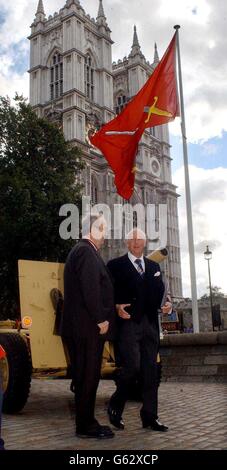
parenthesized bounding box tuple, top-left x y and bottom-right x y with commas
(0, 96, 84, 320)
(200, 286, 225, 300)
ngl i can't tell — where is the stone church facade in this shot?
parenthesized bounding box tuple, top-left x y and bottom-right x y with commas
(29, 0, 182, 299)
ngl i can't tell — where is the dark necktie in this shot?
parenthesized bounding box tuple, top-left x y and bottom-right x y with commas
(135, 258, 144, 276)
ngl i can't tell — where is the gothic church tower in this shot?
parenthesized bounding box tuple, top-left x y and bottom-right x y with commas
(29, 0, 182, 299)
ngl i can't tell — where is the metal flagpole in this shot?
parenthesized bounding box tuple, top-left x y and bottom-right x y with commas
(174, 25, 199, 333)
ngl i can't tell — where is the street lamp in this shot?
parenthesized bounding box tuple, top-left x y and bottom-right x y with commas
(204, 245, 214, 331)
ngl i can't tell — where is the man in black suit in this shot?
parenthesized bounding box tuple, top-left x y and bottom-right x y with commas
(107, 228, 168, 432)
(61, 213, 115, 439)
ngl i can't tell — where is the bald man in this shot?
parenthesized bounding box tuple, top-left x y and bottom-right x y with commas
(107, 229, 168, 432)
(61, 214, 115, 439)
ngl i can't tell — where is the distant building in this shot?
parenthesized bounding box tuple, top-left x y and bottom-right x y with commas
(29, 0, 183, 299)
(175, 296, 227, 332)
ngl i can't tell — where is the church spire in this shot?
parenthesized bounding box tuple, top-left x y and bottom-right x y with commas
(97, 0, 105, 19)
(129, 25, 143, 58)
(36, 0, 45, 15)
(153, 42, 159, 64)
(97, 0, 108, 29)
(133, 25, 140, 48)
(35, 0, 46, 21)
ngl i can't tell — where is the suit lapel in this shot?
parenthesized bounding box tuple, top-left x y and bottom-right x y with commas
(144, 257, 151, 276)
(144, 258, 158, 283)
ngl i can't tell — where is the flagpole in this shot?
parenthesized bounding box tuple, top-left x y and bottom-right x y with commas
(174, 25, 199, 333)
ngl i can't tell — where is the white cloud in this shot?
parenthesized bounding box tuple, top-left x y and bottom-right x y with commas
(0, 72, 29, 99)
(158, 0, 211, 25)
(0, 0, 227, 142)
(173, 165, 227, 297)
(202, 142, 219, 156)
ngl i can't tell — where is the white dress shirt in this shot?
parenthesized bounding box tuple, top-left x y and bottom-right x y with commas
(128, 252, 145, 273)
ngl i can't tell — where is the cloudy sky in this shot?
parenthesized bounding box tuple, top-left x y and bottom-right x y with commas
(0, 0, 226, 297)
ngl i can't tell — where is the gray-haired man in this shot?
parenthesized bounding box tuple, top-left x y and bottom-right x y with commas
(107, 228, 169, 432)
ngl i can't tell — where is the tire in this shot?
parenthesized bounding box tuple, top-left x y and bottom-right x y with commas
(0, 333, 32, 413)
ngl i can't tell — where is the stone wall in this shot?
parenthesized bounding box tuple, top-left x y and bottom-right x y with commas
(160, 332, 227, 383)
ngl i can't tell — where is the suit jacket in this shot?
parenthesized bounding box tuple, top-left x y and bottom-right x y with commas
(107, 254, 165, 330)
(61, 239, 115, 340)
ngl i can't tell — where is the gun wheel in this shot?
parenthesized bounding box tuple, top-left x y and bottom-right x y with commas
(0, 333, 32, 414)
(0, 356, 9, 393)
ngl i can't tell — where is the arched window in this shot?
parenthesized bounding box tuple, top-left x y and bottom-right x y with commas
(85, 54, 94, 101)
(115, 94, 127, 115)
(50, 52, 63, 100)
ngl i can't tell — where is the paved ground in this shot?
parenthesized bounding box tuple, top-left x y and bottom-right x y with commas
(2, 379, 227, 450)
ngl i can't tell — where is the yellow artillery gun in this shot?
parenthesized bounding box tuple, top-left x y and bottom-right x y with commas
(0, 248, 168, 413)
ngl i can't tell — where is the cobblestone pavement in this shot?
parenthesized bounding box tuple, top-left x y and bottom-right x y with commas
(2, 379, 227, 450)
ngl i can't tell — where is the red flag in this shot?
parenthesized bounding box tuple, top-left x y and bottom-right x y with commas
(0, 345, 6, 360)
(90, 33, 179, 200)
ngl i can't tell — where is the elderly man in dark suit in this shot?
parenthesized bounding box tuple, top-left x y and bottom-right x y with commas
(107, 228, 168, 432)
(61, 213, 115, 439)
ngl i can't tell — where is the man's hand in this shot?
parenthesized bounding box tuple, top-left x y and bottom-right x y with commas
(161, 302, 172, 315)
(116, 304, 131, 320)
(97, 320, 109, 335)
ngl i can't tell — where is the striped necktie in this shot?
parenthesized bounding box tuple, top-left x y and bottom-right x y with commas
(135, 258, 144, 276)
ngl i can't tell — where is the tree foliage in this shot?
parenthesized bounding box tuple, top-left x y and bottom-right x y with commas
(0, 96, 84, 319)
(200, 286, 225, 300)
